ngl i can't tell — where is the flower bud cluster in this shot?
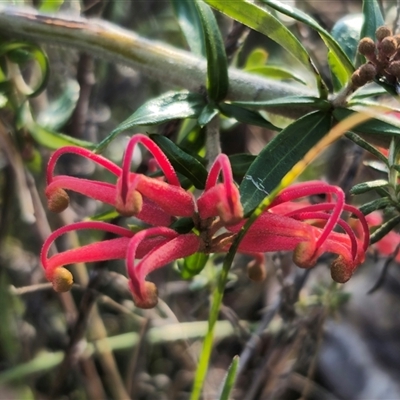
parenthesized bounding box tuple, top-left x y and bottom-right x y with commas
(353, 26, 400, 88)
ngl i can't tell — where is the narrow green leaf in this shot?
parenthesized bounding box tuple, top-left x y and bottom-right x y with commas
(0, 41, 49, 97)
(232, 96, 330, 110)
(181, 252, 209, 279)
(203, 0, 324, 90)
(198, 103, 219, 127)
(350, 179, 389, 195)
(18, 103, 95, 150)
(244, 48, 268, 68)
(334, 108, 400, 146)
(96, 91, 206, 152)
(359, 197, 393, 216)
(370, 215, 400, 244)
(219, 103, 280, 131)
(218, 355, 239, 400)
(149, 134, 208, 189)
(89, 209, 120, 222)
(28, 122, 96, 150)
(245, 65, 307, 84)
(39, 0, 64, 12)
(260, 0, 354, 87)
(360, 0, 384, 41)
(240, 111, 332, 214)
(351, 84, 387, 99)
(171, 0, 206, 56)
(331, 14, 363, 64)
(363, 160, 389, 174)
(345, 131, 389, 166)
(36, 79, 80, 131)
(0, 351, 63, 385)
(194, 0, 229, 101)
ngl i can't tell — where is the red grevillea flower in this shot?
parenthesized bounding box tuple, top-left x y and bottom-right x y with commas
(41, 135, 370, 308)
(45, 134, 196, 226)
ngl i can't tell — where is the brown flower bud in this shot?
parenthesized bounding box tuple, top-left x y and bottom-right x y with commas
(51, 267, 74, 292)
(379, 37, 397, 57)
(359, 63, 377, 81)
(116, 189, 143, 217)
(387, 60, 400, 78)
(351, 64, 376, 88)
(358, 37, 376, 56)
(330, 256, 352, 283)
(46, 187, 70, 213)
(393, 35, 400, 47)
(351, 70, 363, 88)
(293, 242, 316, 269)
(131, 281, 159, 309)
(376, 26, 392, 41)
(247, 258, 266, 282)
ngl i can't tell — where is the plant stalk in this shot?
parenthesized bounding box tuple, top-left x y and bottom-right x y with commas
(0, 6, 317, 119)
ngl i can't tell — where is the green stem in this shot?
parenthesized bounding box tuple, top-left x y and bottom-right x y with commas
(0, 7, 317, 119)
(190, 183, 284, 400)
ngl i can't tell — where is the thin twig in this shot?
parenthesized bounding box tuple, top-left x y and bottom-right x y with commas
(368, 244, 400, 294)
(56, 212, 131, 399)
(236, 269, 310, 377)
(125, 318, 150, 396)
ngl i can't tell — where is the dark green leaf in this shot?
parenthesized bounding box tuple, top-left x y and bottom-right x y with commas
(6, 48, 34, 64)
(359, 197, 393, 216)
(150, 134, 208, 189)
(345, 131, 389, 166)
(219, 103, 280, 130)
(218, 355, 239, 400)
(170, 217, 195, 234)
(203, 0, 325, 92)
(350, 179, 389, 195)
(198, 103, 219, 127)
(229, 153, 256, 181)
(179, 124, 206, 154)
(370, 215, 400, 245)
(360, 0, 384, 41)
(96, 91, 206, 152)
(171, 0, 206, 56)
(194, 0, 229, 101)
(240, 111, 332, 214)
(180, 252, 209, 279)
(260, 0, 354, 88)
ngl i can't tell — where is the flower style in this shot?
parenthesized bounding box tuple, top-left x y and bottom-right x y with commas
(41, 134, 370, 308)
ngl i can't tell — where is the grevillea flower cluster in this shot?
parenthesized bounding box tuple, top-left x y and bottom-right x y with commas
(41, 134, 370, 308)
